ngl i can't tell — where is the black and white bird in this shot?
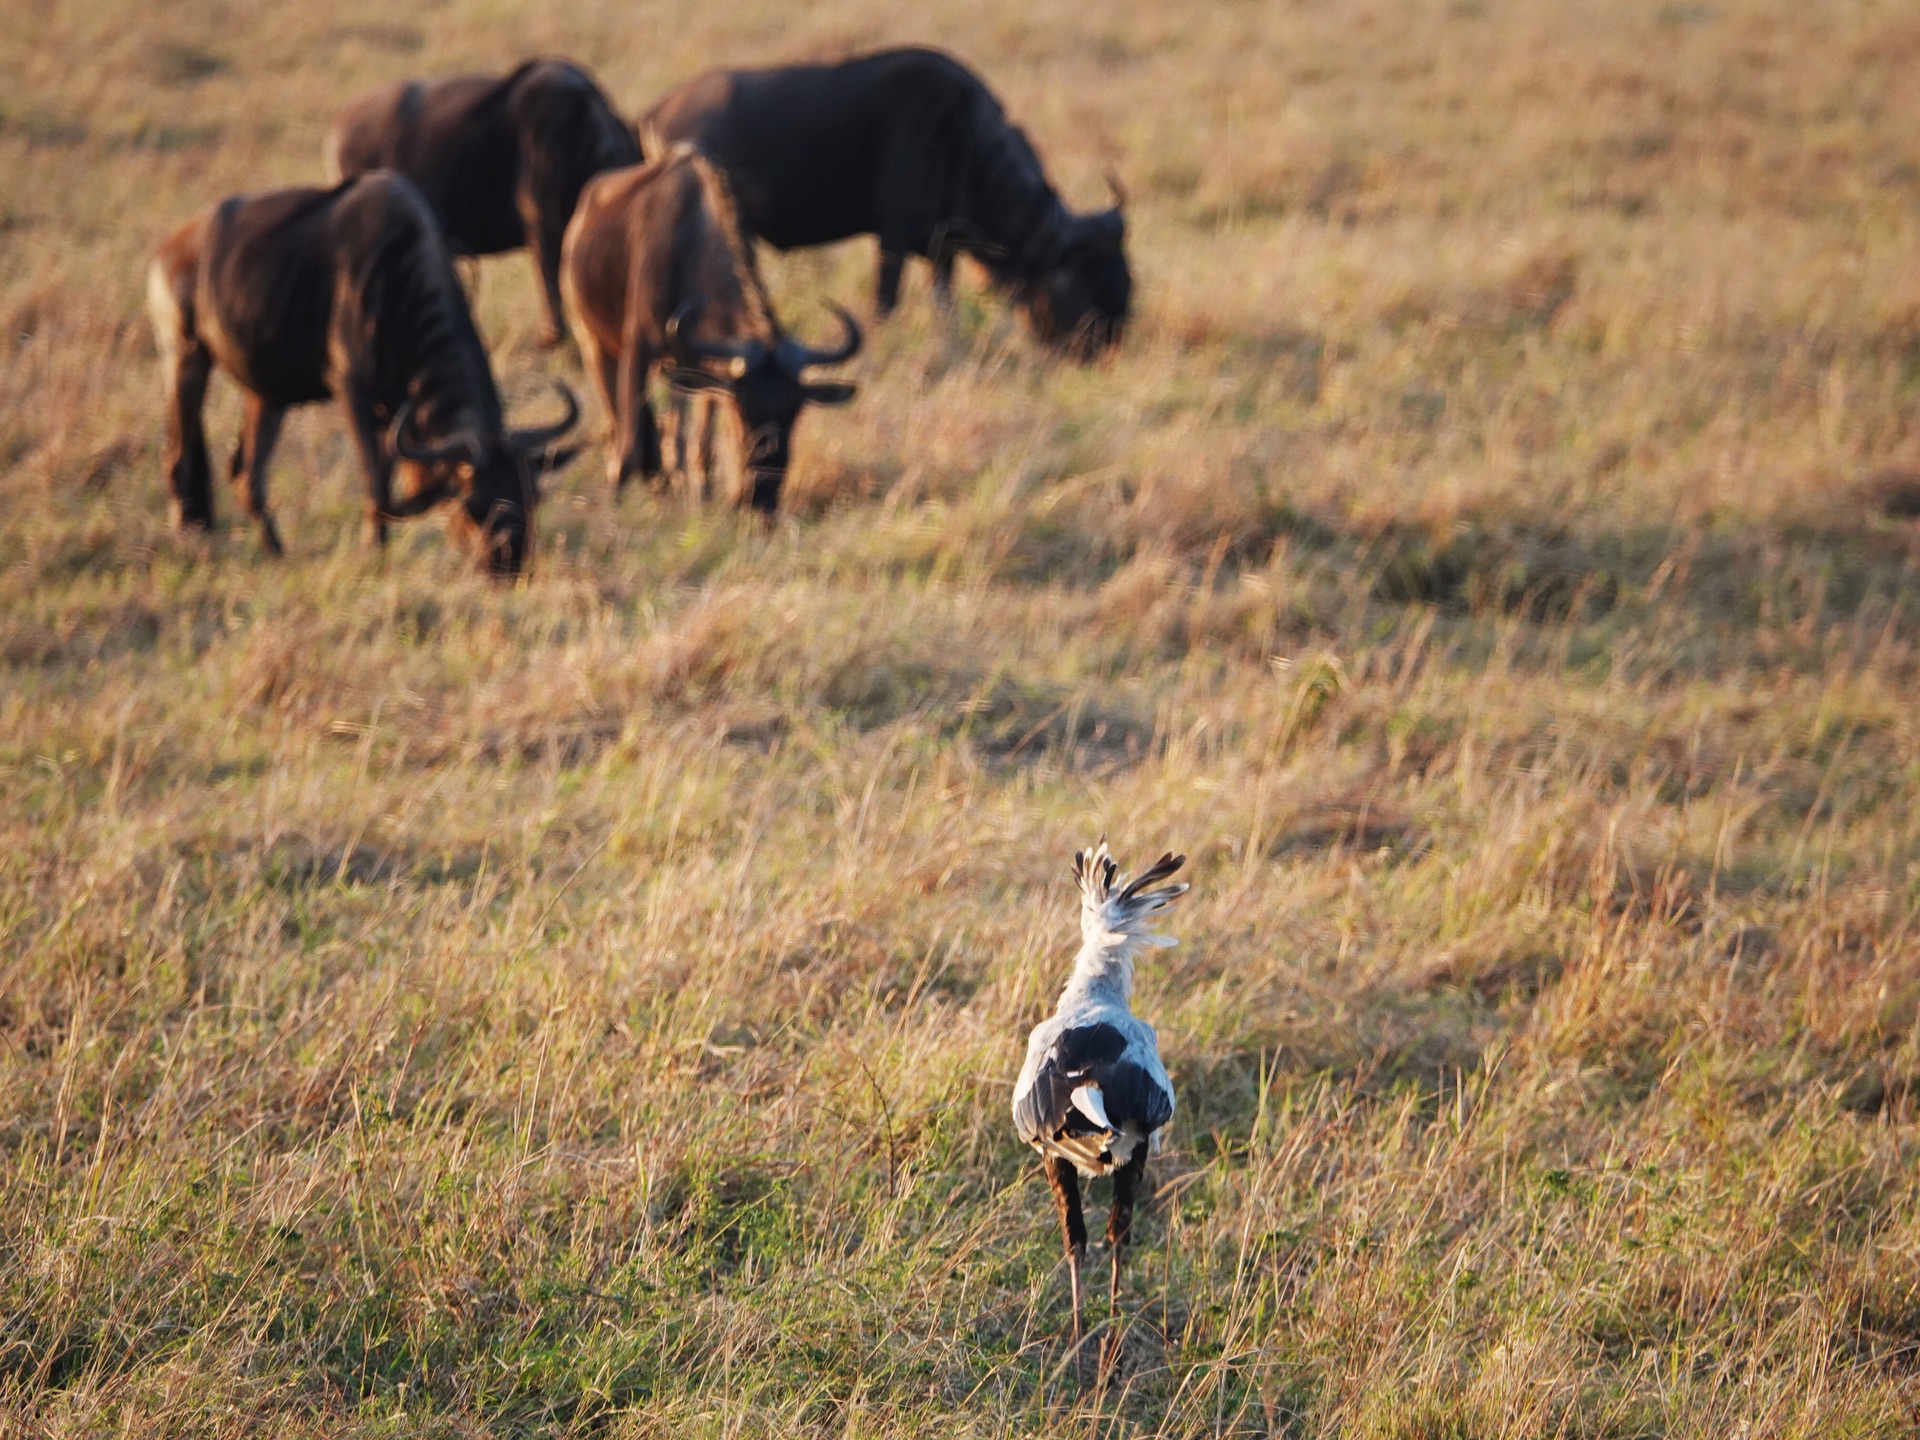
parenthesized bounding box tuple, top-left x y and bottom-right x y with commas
(1013, 839, 1186, 1369)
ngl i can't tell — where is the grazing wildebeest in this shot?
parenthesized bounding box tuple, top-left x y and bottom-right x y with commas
(147, 172, 580, 576)
(560, 147, 861, 514)
(326, 58, 642, 345)
(640, 46, 1131, 357)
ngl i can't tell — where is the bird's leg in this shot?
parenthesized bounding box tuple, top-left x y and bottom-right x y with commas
(1101, 1147, 1149, 1385)
(1045, 1155, 1089, 1386)
(1069, 1249, 1085, 1353)
(1107, 1147, 1147, 1303)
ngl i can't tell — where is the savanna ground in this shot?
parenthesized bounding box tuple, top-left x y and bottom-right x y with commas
(7, 0, 1920, 1434)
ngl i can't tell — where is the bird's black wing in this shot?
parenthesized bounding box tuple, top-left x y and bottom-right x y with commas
(1013, 1022, 1130, 1144)
(1095, 1053, 1174, 1135)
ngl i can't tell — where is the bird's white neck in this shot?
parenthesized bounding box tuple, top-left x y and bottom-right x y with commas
(1056, 938, 1138, 1011)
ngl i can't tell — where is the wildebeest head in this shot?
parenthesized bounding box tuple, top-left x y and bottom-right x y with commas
(665, 303, 862, 513)
(388, 380, 581, 576)
(1022, 180, 1131, 359)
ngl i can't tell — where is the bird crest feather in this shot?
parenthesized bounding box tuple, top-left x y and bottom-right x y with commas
(1072, 837, 1188, 952)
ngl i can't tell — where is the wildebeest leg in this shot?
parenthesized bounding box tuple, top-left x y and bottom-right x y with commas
(161, 343, 216, 531)
(149, 251, 215, 530)
(661, 387, 686, 492)
(577, 331, 623, 478)
(1044, 1154, 1090, 1388)
(746, 465, 781, 516)
(635, 390, 663, 486)
(150, 275, 216, 532)
(230, 394, 287, 557)
(522, 199, 570, 349)
(591, 348, 620, 429)
(876, 248, 905, 317)
(611, 348, 661, 490)
(669, 389, 714, 505)
(695, 394, 722, 505)
(1099, 1146, 1149, 1385)
(742, 418, 782, 516)
(931, 251, 956, 311)
(669, 389, 706, 503)
(339, 381, 398, 548)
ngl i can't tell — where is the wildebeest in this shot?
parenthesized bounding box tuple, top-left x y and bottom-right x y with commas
(147, 171, 580, 576)
(641, 46, 1130, 357)
(326, 58, 642, 345)
(560, 147, 861, 514)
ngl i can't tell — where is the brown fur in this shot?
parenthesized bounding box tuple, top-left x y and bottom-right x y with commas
(327, 60, 641, 344)
(146, 173, 577, 575)
(560, 149, 859, 513)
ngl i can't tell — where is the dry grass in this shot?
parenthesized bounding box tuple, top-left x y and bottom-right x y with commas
(8, 0, 1920, 1434)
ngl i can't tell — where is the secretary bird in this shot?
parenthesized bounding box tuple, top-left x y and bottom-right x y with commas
(1013, 839, 1186, 1379)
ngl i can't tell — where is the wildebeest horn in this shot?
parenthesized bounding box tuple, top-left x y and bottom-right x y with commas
(388, 400, 480, 467)
(1106, 170, 1129, 209)
(508, 376, 580, 453)
(666, 302, 761, 377)
(779, 303, 863, 373)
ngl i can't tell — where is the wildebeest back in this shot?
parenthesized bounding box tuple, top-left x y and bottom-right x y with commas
(197, 186, 346, 404)
(328, 71, 526, 255)
(643, 47, 1129, 353)
(644, 63, 913, 250)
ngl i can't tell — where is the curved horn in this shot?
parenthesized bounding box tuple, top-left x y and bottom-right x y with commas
(1106, 169, 1129, 209)
(665, 301, 762, 376)
(781, 303, 863, 372)
(387, 400, 480, 467)
(508, 376, 581, 453)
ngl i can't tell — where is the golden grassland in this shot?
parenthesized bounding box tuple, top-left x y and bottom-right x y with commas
(7, 0, 1920, 1433)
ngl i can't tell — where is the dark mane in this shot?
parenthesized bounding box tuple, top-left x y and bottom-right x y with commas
(672, 148, 779, 340)
(361, 179, 503, 434)
(955, 93, 1067, 283)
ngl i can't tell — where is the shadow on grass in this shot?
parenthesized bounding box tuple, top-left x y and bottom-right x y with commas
(978, 476, 1920, 679)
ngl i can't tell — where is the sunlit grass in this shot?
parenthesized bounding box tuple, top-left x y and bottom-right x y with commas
(7, 0, 1920, 1435)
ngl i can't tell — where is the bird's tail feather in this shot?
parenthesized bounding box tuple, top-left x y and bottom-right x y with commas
(1073, 838, 1188, 950)
(1069, 1082, 1111, 1130)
